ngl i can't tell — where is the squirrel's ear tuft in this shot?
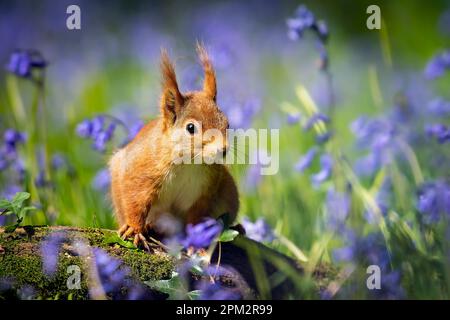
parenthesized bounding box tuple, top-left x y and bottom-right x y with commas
(196, 42, 217, 101)
(160, 48, 184, 126)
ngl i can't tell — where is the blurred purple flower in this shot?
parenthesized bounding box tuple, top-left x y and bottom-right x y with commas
(51, 153, 67, 171)
(287, 5, 329, 71)
(425, 50, 450, 80)
(241, 217, 275, 243)
(6, 50, 46, 78)
(427, 97, 450, 117)
(311, 153, 333, 186)
(364, 179, 391, 224)
(287, 113, 301, 125)
(182, 218, 223, 249)
(417, 180, 450, 224)
(40, 231, 67, 277)
(316, 131, 333, 144)
(303, 113, 330, 131)
(244, 164, 263, 191)
(92, 168, 111, 191)
(0, 185, 21, 201)
(425, 123, 450, 143)
(198, 281, 241, 300)
(294, 147, 317, 172)
(76, 119, 93, 138)
(424, 50, 450, 80)
(92, 248, 151, 300)
(286, 5, 316, 40)
(326, 188, 350, 230)
(222, 98, 261, 129)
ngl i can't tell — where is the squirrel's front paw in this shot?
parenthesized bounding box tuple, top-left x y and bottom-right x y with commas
(118, 224, 150, 251)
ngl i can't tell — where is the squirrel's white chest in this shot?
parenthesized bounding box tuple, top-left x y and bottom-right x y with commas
(147, 165, 211, 221)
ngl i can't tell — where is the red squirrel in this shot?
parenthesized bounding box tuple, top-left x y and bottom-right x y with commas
(109, 44, 239, 249)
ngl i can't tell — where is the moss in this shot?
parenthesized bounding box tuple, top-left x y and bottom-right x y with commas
(0, 226, 174, 300)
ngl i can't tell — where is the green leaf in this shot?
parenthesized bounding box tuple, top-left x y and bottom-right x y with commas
(145, 272, 189, 300)
(190, 264, 204, 276)
(0, 210, 14, 216)
(103, 233, 137, 249)
(12, 192, 30, 206)
(187, 290, 201, 300)
(218, 229, 239, 242)
(19, 206, 36, 218)
(0, 199, 12, 209)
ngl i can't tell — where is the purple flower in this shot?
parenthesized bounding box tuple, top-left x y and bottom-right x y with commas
(294, 147, 317, 172)
(316, 131, 333, 144)
(303, 113, 330, 131)
(182, 218, 223, 249)
(427, 97, 450, 117)
(364, 179, 391, 224)
(198, 281, 241, 300)
(244, 164, 263, 191)
(92, 168, 111, 191)
(311, 153, 333, 186)
(222, 97, 261, 129)
(286, 5, 316, 40)
(6, 50, 47, 78)
(40, 231, 67, 277)
(417, 180, 450, 224)
(287, 113, 301, 125)
(326, 188, 350, 230)
(51, 153, 67, 170)
(92, 248, 150, 300)
(0, 185, 21, 201)
(241, 217, 275, 243)
(76, 119, 93, 138)
(425, 123, 450, 143)
(424, 50, 450, 80)
(287, 5, 329, 70)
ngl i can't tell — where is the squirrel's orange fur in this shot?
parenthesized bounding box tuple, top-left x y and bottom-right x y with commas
(109, 44, 239, 249)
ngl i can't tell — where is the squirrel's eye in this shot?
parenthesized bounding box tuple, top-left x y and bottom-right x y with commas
(186, 123, 197, 135)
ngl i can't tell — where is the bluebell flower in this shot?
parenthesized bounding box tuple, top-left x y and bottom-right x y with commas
(76, 119, 93, 138)
(182, 218, 223, 249)
(6, 50, 46, 79)
(244, 163, 263, 191)
(316, 20, 329, 39)
(92, 248, 151, 300)
(3, 129, 26, 158)
(198, 281, 241, 300)
(364, 179, 391, 224)
(326, 188, 350, 230)
(316, 131, 333, 144)
(287, 113, 301, 125)
(241, 217, 275, 243)
(294, 147, 317, 172)
(40, 231, 67, 277)
(51, 153, 67, 170)
(92, 168, 111, 191)
(222, 97, 261, 129)
(303, 113, 330, 131)
(427, 97, 450, 117)
(311, 153, 333, 186)
(425, 123, 450, 143)
(417, 180, 450, 224)
(424, 50, 450, 80)
(286, 5, 316, 40)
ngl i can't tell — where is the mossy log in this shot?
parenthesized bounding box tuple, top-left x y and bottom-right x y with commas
(0, 226, 335, 300)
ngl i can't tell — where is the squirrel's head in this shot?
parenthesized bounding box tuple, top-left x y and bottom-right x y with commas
(160, 44, 229, 164)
